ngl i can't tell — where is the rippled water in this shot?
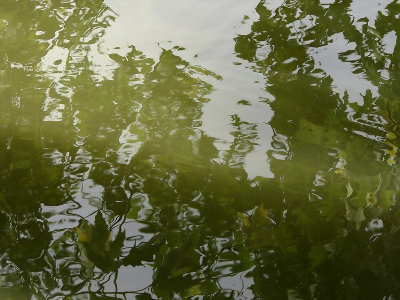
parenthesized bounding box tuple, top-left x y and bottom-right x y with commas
(0, 0, 400, 299)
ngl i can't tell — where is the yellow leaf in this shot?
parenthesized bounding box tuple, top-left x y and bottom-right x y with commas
(76, 226, 92, 243)
(187, 284, 202, 297)
(387, 132, 397, 140)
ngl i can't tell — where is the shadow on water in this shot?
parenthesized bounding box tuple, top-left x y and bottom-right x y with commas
(1, 0, 400, 299)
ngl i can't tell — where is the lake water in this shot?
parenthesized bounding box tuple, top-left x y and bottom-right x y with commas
(0, 0, 399, 299)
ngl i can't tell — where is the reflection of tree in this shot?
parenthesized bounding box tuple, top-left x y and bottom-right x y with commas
(0, 1, 256, 298)
(233, 0, 400, 299)
(1, 0, 400, 299)
(0, 0, 118, 298)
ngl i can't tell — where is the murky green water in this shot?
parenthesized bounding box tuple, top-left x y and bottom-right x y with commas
(0, 0, 399, 298)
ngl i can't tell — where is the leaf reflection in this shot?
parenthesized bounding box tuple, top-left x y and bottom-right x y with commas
(0, 0, 400, 299)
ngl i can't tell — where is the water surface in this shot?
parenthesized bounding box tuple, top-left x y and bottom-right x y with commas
(0, 0, 400, 299)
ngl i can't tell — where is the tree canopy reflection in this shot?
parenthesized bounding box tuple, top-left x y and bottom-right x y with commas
(234, 0, 400, 299)
(1, 0, 400, 299)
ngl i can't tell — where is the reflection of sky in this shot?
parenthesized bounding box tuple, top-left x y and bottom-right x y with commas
(263, 0, 285, 10)
(102, 0, 273, 178)
(312, 0, 393, 104)
(311, 33, 379, 104)
(99, 0, 397, 178)
(350, 0, 393, 29)
(38, 0, 397, 179)
(40, 0, 274, 178)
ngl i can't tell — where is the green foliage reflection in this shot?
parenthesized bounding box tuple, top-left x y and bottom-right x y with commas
(0, 0, 400, 299)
